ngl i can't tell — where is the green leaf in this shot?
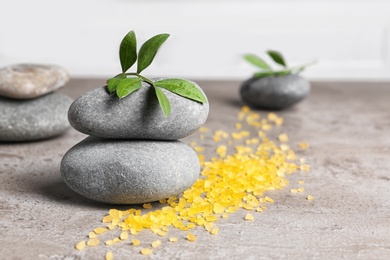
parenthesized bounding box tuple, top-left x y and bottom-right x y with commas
(107, 74, 126, 94)
(119, 30, 137, 73)
(267, 50, 287, 67)
(253, 70, 276, 78)
(290, 60, 317, 74)
(137, 33, 170, 74)
(116, 77, 142, 98)
(154, 86, 171, 117)
(274, 70, 292, 76)
(243, 54, 271, 70)
(155, 78, 207, 104)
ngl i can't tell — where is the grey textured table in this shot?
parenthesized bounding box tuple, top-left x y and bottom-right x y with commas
(1, 79, 389, 259)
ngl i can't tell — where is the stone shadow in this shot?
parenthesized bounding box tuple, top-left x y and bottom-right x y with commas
(36, 177, 144, 211)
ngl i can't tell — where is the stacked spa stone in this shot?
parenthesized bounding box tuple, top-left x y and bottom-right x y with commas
(0, 64, 73, 142)
(61, 78, 209, 204)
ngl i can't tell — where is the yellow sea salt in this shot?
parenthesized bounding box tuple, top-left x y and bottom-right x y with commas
(143, 203, 153, 209)
(211, 227, 219, 235)
(199, 127, 210, 133)
(187, 233, 196, 242)
(267, 113, 283, 126)
(152, 240, 161, 248)
(109, 209, 123, 219)
(213, 130, 229, 142)
(268, 113, 277, 121)
(245, 138, 259, 145)
(298, 142, 310, 150)
(75, 241, 86, 251)
(276, 170, 285, 177)
(280, 144, 290, 151)
(131, 239, 141, 246)
(264, 196, 274, 203)
(274, 118, 283, 126)
(245, 213, 254, 221)
(300, 164, 311, 172)
(87, 238, 100, 247)
(205, 215, 218, 222)
(261, 124, 272, 130)
(232, 131, 250, 140)
(278, 133, 289, 142)
(157, 230, 167, 237)
(213, 203, 225, 214)
(89, 232, 97, 239)
(120, 231, 128, 240)
(102, 215, 113, 223)
(107, 224, 115, 230)
(241, 106, 250, 113)
(194, 146, 204, 153)
(169, 237, 178, 242)
(106, 251, 113, 260)
(216, 145, 227, 158)
(105, 240, 114, 246)
(141, 248, 153, 255)
(94, 227, 108, 235)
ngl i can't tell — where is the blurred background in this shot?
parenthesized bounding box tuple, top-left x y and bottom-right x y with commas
(1, 0, 389, 81)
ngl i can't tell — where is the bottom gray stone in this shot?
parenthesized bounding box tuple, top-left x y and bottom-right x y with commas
(60, 137, 200, 204)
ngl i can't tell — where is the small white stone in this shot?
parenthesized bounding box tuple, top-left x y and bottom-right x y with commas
(0, 64, 70, 99)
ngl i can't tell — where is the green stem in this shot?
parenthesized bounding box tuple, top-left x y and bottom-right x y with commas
(125, 72, 155, 86)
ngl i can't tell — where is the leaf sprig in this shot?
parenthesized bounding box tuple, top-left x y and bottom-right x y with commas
(107, 30, 207, 117)
(244, 50, 315, 78)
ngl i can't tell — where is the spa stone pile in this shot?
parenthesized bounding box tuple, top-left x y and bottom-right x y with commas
(61, 79, 209, 204)
(0, 64, 72, 142)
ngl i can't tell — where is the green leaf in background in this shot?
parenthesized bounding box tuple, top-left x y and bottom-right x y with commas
(120, 30, 137, 73)
(267, 50, 287, 68)
(243, 54, 271, 70)
(154, 86, 171, 117)
(107, 74, 126, 94)
(290, 61, 317, 74)
(116, 77, 142, 98)
(253, 70, 276, 78)
(155, 78, 207, 104)
(137, 33, 170, 74)
(274, 70, 292, 76)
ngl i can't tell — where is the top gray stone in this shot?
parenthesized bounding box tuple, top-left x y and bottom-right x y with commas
(0, 64, 70, 99)
(68, 78, 209, 140)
